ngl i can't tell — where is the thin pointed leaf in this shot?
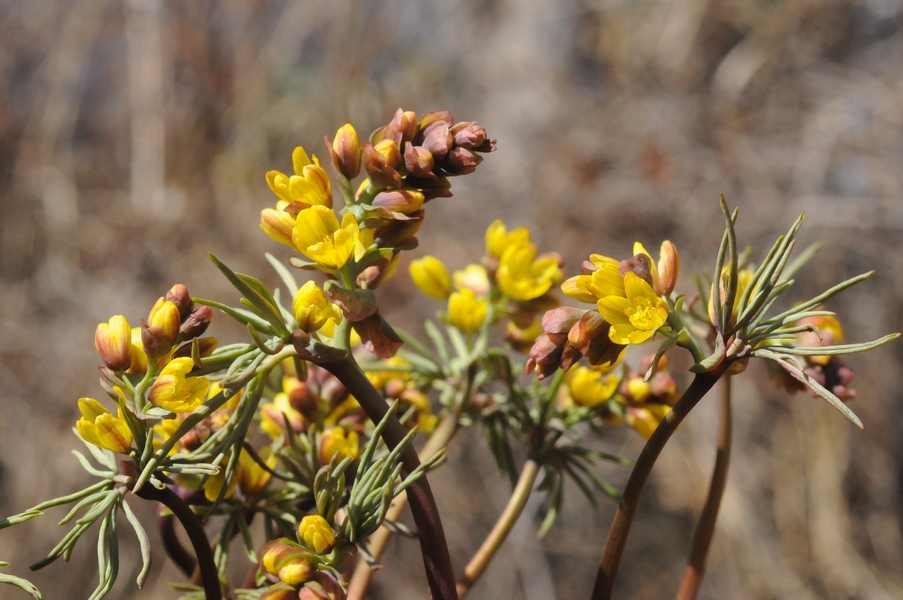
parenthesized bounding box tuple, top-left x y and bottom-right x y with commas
(121, 500, 151, 589)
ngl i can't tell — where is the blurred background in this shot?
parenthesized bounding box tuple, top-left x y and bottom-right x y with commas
(1, 0, 902, 598)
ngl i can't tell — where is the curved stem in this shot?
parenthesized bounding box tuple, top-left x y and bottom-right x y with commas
(158, 512, 196, 577)
(322, 356, 458, 600)
(136, 484, 221, 600)
(591, 367, 726, 600)
(676, 378, 733, 600)
(346, 411, 459, 600)
(456, 458, 540, 598)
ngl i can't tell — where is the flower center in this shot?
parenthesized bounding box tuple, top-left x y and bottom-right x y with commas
(627, 298, 657, 330)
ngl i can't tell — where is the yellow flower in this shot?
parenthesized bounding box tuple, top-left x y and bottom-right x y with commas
(203, 466, 237, 502)
(319, 426, 359, 465)
(266, 146, 332, 208)
(626, 404, 671, 440)
(95, 315, 132, 371)
(409, 255, 452, 299)
(237, 448, 274, 496)
(567, 367, 619, 408)
(260, 390, 308, 439)
(292, 281, 343, 334)
(448, 288, 488, 333)
(292, 206, 359, 270)
(597, 272, 669, 345)
(298, 515, 336, 555)
(496, 242, 562, 301)
(76, 398, 134, 453)
(485, 219, 530, 260)
(261, 540, 314, 586)
(452, 264, 490, 296)
(147, 357, 210, 413)
(561, 255, 624, 304)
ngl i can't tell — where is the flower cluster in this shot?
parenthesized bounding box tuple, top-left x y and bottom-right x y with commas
(409, 219, 562, 337)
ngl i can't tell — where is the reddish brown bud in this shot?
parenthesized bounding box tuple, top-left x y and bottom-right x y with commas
(540, 306, 586, 334)
(383, 108, 419, 146)
(141, 321, 172, 361)
(95, 315, 132, 371)
(165, 284, 193, 320)
(420, 121, 453, 161)
(418, 111, 454, 132)
(443, 147, 483, 175)
(525, 332, 567, 379)
(659, 241, 679, 296)
(403, 144, 435, 177)
(450, 121, 488, 149)
(374, 211, 423, 247)
(289, 382, 321, 422)
(619, 254, 655, 290)
(178, 305, 212, 342)
(569, 311, 624, 368)
(361, 143, 402, 189)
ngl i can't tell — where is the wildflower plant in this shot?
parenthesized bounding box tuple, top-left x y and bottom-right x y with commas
(0, 108, 896, 600)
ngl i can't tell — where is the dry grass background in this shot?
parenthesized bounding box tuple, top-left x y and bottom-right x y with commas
(1, 0, 902, 598)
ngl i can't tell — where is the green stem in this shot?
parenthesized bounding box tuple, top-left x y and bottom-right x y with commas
(666, 312, 707, 365)
(322, 356, 458, 600)
(456, 458, 540, 598)
(676, 378, 733, 600)
(591, 367, 726, 600)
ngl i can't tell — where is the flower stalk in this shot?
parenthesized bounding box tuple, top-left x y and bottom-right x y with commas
(592, 366, 727, 600)
(676, 378, 733, 600)
(456, 458, 540, 598)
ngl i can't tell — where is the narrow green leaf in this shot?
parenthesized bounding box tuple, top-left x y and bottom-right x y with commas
(121, 500, 151, 589)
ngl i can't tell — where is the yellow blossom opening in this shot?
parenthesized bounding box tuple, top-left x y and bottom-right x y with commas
(485, 219, 531, 260)
(147, 357, 211, 413)
(496, 242, 562, 301)
(597, 272, 669, 345)
(266, 146, 332, 208)
(319, 426, 359, 465)
(567, 367, 620, 408)
(76, 398, 133, 454)
(292, 206, 359, 270)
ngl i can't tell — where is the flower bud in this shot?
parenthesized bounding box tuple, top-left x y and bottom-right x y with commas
(409, 255, 452, 299)
(293, 281, 343, 334)
(95, 315, 132, 371)
(448, 289, 488, 333)
(361, 143, 402, 189)
(619, 253, 655, 290)
(298, 572, 345, 600)
(383, 108, 418, 146)
(420, 121, 453, 161)
(403, 143, 435, 177)
(298, 515, 336, 555)
(165, 284, 193, 320)
(418, 111, 454, 132)
(357, 254, 401, 289)
(261, 207, 297, 248)
(658, 241, 679, 296)
(147, 299, 181, 349)
(443, 146, 483, 175)
(319, 426, 359, 465)
(332, 123, 361, 179)
(374, 212, 423, 247)
(569, 367, 618, 408)
(525, 332, 567, 379)
(372, 188, 424, 215)
(178, 306, 212, 342)
(540, 306, 585, 334)
(450, 121, 488, 148)
(261, 539, 315, 586)
(568, 311, 625, 369)
(373, 139, 402, 171)
(626, 377, 651, 403)
(127, 327, 148, 374)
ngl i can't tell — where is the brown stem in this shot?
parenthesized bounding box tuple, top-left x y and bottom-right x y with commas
(158, 512, 196, 577)
(676, 378, 733, 600)
(456, 458, 540, 598)
(136, 484, 221, 600)
(346, 411, 459, 600)
(322, 356, 458, 600)
(591, 367, 726, 600)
